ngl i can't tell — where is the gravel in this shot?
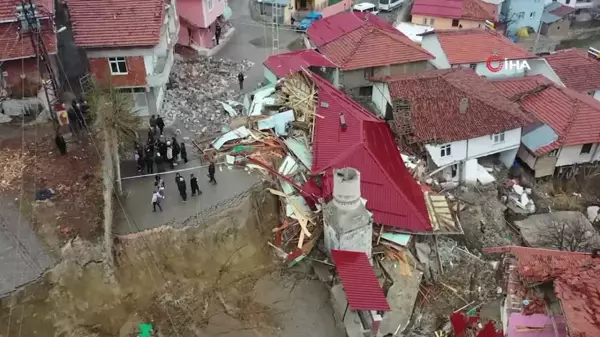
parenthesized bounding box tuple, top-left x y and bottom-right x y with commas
(162, 56, 254, 137)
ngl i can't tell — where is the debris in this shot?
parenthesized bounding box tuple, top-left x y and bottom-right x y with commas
(162, 56, 254, 136)
(587, 205, 599, 223)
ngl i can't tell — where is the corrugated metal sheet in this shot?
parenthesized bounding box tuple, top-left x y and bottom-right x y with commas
(309, 73, 432, 232)
(331, 250, 391, 311)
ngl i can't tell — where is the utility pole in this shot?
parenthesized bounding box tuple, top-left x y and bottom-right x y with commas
(15, 0, 61, 128)
(271, 4, 280, 55)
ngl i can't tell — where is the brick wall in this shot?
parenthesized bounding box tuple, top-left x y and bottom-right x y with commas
(88, 56, 147, 87)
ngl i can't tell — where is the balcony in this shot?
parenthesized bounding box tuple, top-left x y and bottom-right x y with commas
(147, 48, 174, 88)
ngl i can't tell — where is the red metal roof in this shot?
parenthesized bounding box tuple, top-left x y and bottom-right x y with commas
(544, 48, 600, 93)
(492, 75, 600, 154)
(308, 72, 432, 232)
(263, 50, 337, 78)
(307, 12, 433, 70)
(0, 21, 56, 60)
(484, 246, 600, 337)
(66, 0, 165, 48)
(411, 0, 497, 21)
(423, 28, 534, 65)
(375, 68, 530, 143)
(330, 250, 390, 311)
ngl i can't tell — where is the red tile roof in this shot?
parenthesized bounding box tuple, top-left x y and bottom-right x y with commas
(492, 75, 600, 154)
(411, 0, 497, 21)
(308, 72, 431, 232)
(264, 50, 337, 78)
(375, 68, 530, 143)
(423, 28, 534, 65)
(331, 250, 391, 311)
(307, 12, 433, 70)
(550, 4, 575, 17)
(0, 0, 53, 20)
(0, 21, 57, 60)
(544, 48, 600, 93)
(483, 246, 600, 337)
(66, 0, 165, 48)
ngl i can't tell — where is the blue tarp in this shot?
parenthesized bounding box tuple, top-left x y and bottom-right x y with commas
(521, 123, 558, 152)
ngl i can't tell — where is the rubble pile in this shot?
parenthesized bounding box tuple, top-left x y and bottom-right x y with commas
(204, 72, 322, 263)
(162, 56, 254, 135)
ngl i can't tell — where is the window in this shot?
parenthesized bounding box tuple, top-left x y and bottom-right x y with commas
(451, 19, 459, 27)
(440, 144, 451, 157)
(517, 11, 525, 19)
(430, 18, 435, 25)
(580, 143, 593, 154)
(548, 149, 559, 157)
(451, 164, 458, 178)
(207, 0, 213, 10)
(566, 0, 570, 4)
(492, 132, 505, 143)
(108, 57, 127, 75)
(117, 87, 148, 114)
(469, 63, 477, 70)
(364, 67, 375, 79)
(529, 12, 535, 18)
(423, 17, 428, 24)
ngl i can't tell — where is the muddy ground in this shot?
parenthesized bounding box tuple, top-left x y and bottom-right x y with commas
(0, 187, 344, 337)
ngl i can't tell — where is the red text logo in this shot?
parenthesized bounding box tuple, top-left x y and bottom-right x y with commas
(486, 55, 504, 72)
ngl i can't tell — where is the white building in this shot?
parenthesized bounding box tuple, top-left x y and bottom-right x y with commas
(493, 75, 600, 178)
(371, 68, 531, 183)
(420, 28, 540, 79)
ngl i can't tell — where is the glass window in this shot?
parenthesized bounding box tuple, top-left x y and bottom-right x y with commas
(493, 132, 505, 143)
(440, 144, 451, 157)
(108, 57, 127, 75)
(581, 143, 593, 154)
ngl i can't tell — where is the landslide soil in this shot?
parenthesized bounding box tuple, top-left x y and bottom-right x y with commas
(0, 188, 341, 337)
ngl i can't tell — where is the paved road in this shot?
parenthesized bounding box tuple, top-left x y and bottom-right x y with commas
(0, 197, 55, 297)
(115, 1, 300, 234)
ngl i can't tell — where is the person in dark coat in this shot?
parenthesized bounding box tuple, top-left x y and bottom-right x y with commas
(172, 137, 180, 162)
(147, 127, 156, 144)
(156, 116, 165, 135)
(175, 173, 187, 201)
(237, 72, 245, 91)
(149, 115, 157, 131)
(180, 142, 188, 164)
(190, 174, 201, 196)
(145, 145, 154, 173)
(208, 161, 217, 184)
(136, 150, 144, 173)
(67, 106, 80, 136)
(155, 152, 164, 173)
(215, 23, 222, 45)
(55, 134, 67, 155)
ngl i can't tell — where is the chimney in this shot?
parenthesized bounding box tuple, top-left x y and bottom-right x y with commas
(332, 168, 361, 211)
(340, 112, 347, 130)
(459, 98, 469, 114)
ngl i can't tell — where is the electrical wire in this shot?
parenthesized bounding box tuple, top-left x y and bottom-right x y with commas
(6, 29, 41, 337)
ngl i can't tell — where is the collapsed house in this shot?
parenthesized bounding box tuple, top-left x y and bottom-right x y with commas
(205, 70, 472, 336)
(484, 246, 600, 337)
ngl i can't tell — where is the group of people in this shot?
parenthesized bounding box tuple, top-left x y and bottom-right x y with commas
(150, 163, 216, 211)
(134, 115, 188, 174)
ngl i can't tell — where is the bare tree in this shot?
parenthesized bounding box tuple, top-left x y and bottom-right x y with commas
(536, 219, 600, 252)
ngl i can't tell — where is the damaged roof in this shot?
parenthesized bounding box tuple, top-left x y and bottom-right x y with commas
(263, 50, 337, 78)
(544, 48, 600, 93)
(542, 2, 575, 24)
(373, 68, 530, 143)
(484, 246, 600, 337)
(411, 0, 497, 21)
(308, 72, 432, 232)
(422, 28, 534, 65)
(307, 12, 433, 70)
(492, 75, 600, 154)
(331, 250, 390, 311)
(67, 0, 165, 48)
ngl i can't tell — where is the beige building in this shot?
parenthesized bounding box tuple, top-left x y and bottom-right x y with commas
(411, 0, 497, 30)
